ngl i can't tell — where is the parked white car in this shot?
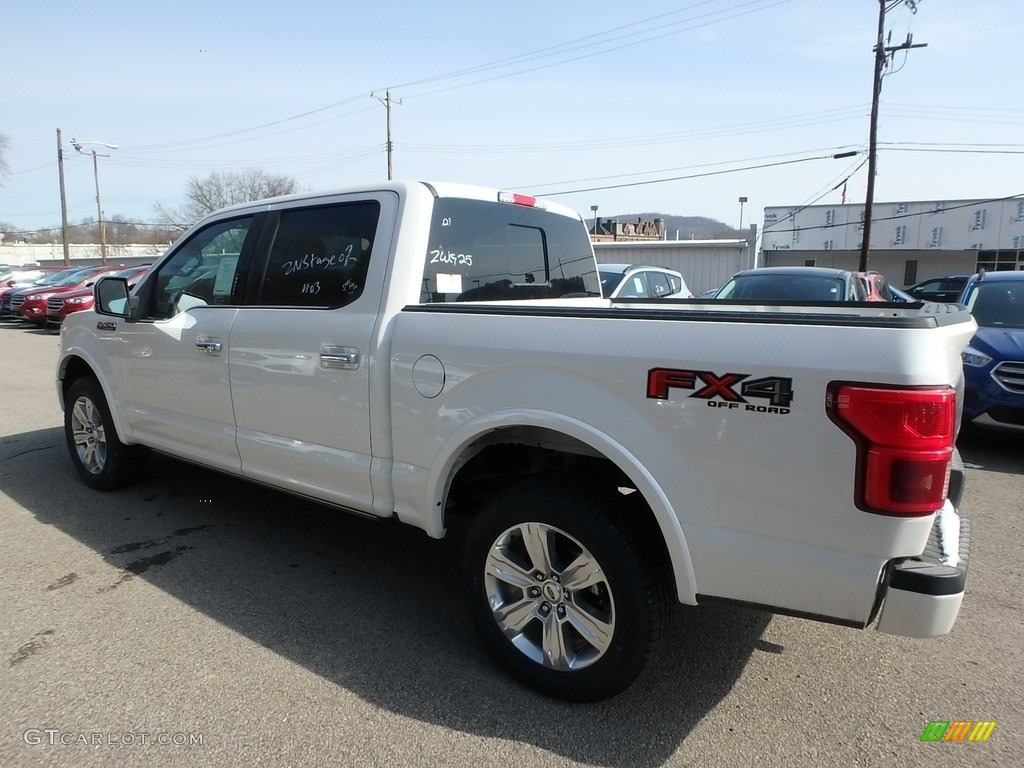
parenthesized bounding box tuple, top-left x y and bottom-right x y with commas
(598, 263, 692, 299)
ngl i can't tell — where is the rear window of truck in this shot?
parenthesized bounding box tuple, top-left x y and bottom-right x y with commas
(420, 198, 600, 302)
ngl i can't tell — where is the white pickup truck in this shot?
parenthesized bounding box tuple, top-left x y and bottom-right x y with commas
(58, 181, 974, 701)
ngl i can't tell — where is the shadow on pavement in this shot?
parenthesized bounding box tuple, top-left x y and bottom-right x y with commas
(957, 424, 1024, 475)
(1, 427, 769, 767)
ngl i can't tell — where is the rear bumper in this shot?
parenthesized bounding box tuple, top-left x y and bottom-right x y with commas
(875, 452, 970, 638)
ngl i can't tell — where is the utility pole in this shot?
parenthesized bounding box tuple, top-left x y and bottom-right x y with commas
(56, 128, 71, 266)
(859, 0, 927, 271)
(91, 150, 110, 264)
(373, 90, 402, 180)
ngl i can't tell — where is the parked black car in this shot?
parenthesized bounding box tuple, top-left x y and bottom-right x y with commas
(906, 275, 970, 303)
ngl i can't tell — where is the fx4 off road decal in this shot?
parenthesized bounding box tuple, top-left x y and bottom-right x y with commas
(647, 368, 793, 414)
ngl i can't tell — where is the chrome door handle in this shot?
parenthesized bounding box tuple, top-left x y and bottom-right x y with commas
(320, 345, 360, 370)
(195, 336, 223, 355)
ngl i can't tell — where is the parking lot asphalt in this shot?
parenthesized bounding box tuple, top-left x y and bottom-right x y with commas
(1, 322, 1022, 768)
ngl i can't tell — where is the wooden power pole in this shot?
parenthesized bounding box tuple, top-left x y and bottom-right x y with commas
(56, 128, 71, 266)
(373, 90, 402, 180)
(859, 0, 927, 271)
(859, 1, 887, 272)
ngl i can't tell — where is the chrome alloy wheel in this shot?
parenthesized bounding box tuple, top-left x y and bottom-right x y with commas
(70, 395, 107, 475)
(484, 522, 615, 671)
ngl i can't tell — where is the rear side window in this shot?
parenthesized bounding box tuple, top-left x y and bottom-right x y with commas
(648, 272, 672, 297)
(260, 202, 379, 308)
(420, 198, 599, 302)
(617, 273, 649, 298)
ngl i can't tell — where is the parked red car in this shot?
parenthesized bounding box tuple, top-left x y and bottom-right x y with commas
(46, 265, 150, 330)
(852, 271, 898, 302)
(1, 268, 93, 319)
(12, 266, 123, 327)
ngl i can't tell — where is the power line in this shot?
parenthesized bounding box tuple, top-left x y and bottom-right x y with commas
(401, 0, 793, 101)
(400, 106, 870, 155)
(122, 96, 370, 153)
(119, 106, 379, 157)
(523, 146, 862, 190)
(534, 152, 859, 197)
(879, 147, 1024, 155)
(66, 0, 793, 159)
(763, 192, 1024, 236)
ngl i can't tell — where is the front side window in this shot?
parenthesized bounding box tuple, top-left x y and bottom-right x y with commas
(148, 217, 253, 319)
(421, 198, 599, 302)
(259, 202, 379, 308)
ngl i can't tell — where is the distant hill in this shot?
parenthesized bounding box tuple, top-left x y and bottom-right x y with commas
(595, 212, 743, 240)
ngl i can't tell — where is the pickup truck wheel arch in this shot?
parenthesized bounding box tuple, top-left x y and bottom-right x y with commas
(462, 476, 669, 702)
(437, 422, 698, 605)
(63, 376, 150, 491)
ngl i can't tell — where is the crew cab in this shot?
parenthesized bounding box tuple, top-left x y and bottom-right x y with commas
(57, 181, 975, 701)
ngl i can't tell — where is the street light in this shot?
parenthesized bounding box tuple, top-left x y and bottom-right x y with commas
(591, 205, 599, 239)
(55, 132, 118, 265)
(738, 196, 748, 231)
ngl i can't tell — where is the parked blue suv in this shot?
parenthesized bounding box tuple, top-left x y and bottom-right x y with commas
(959, 271, 1024, 431)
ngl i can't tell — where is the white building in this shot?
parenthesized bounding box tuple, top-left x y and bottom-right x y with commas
(761, 197, 1024, 287)
(0, 242, 166, 268)
(593, 237, 755, 296)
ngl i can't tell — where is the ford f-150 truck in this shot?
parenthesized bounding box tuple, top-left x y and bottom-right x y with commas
(57, 181, 974, 701)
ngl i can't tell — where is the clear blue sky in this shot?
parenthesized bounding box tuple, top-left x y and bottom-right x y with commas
(1, 0, 1020, 236)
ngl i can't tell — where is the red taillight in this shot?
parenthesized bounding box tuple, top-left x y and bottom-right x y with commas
(827, 384, 956, 516)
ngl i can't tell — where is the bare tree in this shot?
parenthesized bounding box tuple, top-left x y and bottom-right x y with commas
(154, 169, 298, 229)
(0, 133, 11, 185)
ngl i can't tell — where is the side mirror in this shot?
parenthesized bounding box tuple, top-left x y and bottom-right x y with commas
(94, 276, 135, 320)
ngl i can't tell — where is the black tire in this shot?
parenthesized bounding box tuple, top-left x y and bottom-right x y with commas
(64, 376, 149, 491)
(463, 477, 668, 702)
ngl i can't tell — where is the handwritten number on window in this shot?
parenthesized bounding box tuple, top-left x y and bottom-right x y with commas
(429, 248, 473, 266)
(282, 244, 357, 276)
